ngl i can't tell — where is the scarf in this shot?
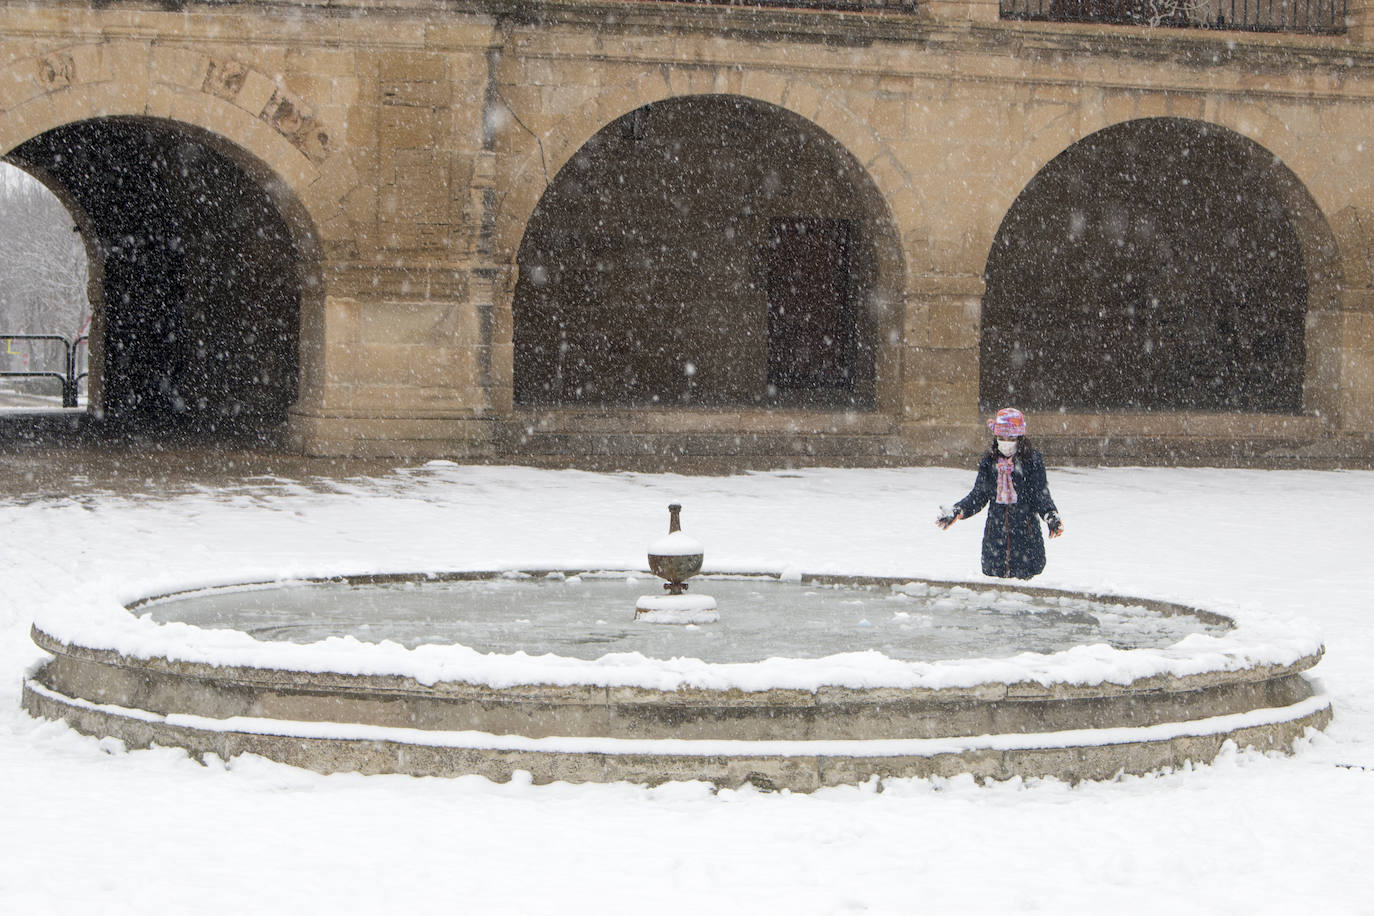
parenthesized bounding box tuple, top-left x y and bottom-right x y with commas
(995, 456, 1017, 505)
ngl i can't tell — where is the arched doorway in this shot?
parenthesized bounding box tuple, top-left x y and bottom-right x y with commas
(6, 116, 306, 442)
(0, 162, 91, 409)
(982, 118, 1328, 415)
(513, 95, 901, 412)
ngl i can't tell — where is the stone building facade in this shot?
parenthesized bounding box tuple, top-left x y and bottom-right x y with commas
(3, 0, 1374, 464)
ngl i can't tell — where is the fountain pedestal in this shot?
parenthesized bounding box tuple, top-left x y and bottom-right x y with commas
(636, 503, 717, 624)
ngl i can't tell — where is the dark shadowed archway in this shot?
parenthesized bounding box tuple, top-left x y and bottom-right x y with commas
(513, 95, 902, 411)
(982, 118, 1330, 415)
(7, 116, 304, 442)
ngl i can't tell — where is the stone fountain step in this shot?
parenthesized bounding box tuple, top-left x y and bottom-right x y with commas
(24, 594, 1332, 791)
(22, 677, 1333, 790)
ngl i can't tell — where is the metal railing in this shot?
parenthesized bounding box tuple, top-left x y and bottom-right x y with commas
(635, 0, 918, 11)
(1, 333, 88, 408)
(1001, 0, 1347, 33)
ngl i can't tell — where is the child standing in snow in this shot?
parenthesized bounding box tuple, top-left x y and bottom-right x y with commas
(936, 407, 1064, 580)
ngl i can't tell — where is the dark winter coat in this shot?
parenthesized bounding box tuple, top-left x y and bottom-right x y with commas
(953, 447, 1060, 580)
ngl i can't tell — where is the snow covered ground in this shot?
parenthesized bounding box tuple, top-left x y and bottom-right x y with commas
(2, 462, 1371, 914)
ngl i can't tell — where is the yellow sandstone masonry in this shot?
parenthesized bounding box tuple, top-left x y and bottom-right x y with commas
(0, 0, 1372, 460)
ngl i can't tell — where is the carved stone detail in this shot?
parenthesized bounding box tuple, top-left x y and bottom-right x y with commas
(36, 52, 74, 89)
(259, 89, 331, 164)
(203, 59, 248, 101)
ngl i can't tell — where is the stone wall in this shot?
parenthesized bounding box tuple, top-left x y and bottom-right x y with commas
(1, 1, 1373, 461)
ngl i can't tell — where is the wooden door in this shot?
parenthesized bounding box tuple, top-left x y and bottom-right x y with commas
(764, 218, 855, 392)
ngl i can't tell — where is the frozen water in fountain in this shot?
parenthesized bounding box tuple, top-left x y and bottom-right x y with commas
(137, 573, 1228, 663)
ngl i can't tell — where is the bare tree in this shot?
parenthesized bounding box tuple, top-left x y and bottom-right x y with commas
(1147, 0, 1211, 26)
(0, 163, 90, 396)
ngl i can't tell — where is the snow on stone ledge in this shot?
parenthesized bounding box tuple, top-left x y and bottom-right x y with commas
(28, 571, 1326, 695)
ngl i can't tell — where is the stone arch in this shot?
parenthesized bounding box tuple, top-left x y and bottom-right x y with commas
(0, 43, 363, 440)
(492, 73, 916, 417)
(493, 67, 919, 270)
(506, 92, 907, 414)
(0, 42, 357, 256)
(5, 117, 313, 438)
(980, 115, 1340, 419)
(990, 97, 1347, 286)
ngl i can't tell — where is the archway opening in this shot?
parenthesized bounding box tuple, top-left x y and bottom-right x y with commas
(0, 163, 90, 409)
(513, 95, 900, 410)
(6, 116, 303, 442)
(982, 118, 1316, 414)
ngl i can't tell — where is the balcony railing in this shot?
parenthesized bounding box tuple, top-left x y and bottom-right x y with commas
(1002, 0, 1347, 33)
(636, 0, 917, 11)
(634, 0, 1347, 27)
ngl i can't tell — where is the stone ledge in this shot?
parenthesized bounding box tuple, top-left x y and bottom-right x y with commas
(22, 679, 1332, 789)
(31, 643, 1321, 742)
(1033, 411, 1328, 438)
(286, 410, 497, 457)
(511, 408, 899, 435)
(1038, 433, 1374, 469)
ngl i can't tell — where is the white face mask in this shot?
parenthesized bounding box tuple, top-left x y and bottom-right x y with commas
(997, 439, 1018, 457)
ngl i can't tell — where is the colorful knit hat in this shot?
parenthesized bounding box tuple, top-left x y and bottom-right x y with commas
(987, 407, 1026, 438)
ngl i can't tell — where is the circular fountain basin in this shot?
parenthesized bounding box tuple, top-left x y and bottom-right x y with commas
(23, 572, 1331, 790)
(135, 573, 1226, 661)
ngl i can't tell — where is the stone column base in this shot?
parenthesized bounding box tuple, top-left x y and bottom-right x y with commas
(287, 408, 497, 459)
(921, 0, 1002, 22)
(898, 422, 986, 462)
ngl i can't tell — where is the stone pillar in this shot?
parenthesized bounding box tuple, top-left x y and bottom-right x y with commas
(1298, 291, 1342, 427)
(1336, 290, 1374, 431)
(897, 275, 987, 460)
(921, 0, 1002, 23)
(286, 263, 497, 458)
(1346, 0, 1374, 43)
(1319, 207, 1374, 433)
(287, 44, 500, 458)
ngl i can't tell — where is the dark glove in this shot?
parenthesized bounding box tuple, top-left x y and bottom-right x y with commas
(936, 506, 961, 530)
(1045, 511, 1064, 538)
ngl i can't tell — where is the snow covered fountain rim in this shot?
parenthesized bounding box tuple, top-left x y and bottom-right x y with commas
(24, 571, 1331, 788)
(27, 570, 1325, 694)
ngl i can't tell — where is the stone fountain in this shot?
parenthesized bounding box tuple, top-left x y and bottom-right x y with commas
(19, 505, 1333, 790)
(636, 503, 718, 624)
